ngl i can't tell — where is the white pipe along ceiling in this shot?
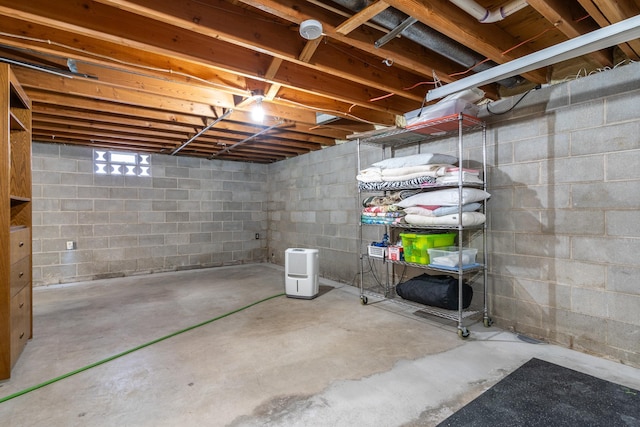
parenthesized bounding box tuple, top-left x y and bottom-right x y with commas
(449, 0, 529, 24)
(330, 0, 524, 88)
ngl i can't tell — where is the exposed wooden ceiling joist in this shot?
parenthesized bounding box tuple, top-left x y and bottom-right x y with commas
(0, 0, 637, 162)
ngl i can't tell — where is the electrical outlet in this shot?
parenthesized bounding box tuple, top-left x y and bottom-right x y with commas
(66, 241, 75, 250)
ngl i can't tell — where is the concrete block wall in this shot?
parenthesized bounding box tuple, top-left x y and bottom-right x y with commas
(28, 61, 640, 367)
(31, 143, 268, 285)
(484, 61, 640, 366)
(267, 62, 640, 367)
(267, 141, 360, 285)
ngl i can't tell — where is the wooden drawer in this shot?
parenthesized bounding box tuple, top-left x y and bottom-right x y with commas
(10, 256, 31, 298)
(10, 227, 31, 261)
(10, 285, 31, 366)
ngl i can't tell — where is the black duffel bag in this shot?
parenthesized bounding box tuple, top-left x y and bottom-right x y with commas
(395, 273, 473, 310)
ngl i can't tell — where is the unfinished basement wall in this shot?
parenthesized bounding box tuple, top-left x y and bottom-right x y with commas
(267, 141, 359, 285)
(484, 61, 640, 367)
(268, 61, 640, 367)
(31, 144, 268, 286)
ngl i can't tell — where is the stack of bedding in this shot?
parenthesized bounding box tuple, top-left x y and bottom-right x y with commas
(360, 190, 414, 225)
(358, 152, 490, 226)
(394, 188, 489, 226)
(435, 167, 483, 186)
(357, 152, 458, 191)
(360, 205, 405, 225)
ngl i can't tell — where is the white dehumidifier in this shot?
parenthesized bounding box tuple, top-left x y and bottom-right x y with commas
(285, 248, 319, 299)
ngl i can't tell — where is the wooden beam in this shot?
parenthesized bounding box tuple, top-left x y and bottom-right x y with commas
(33, 121, 183, 145)
(22, 60, 237, 109)
(31, 95, 209, 128)
(298, 37, 324, 63)
(233, 0, 463, 84)
(0, 0, 431, 121)
(577, 0, 640, 59)
(384, 0, 548, 84)
(33, 105, 199, 133)
(528, 0, 612, 66)
(15, 69, 224, 117)
(0, 1, 416, 119)
(33, 116, 187, 141)
(91, 0, 432, 102)
(335, 1, 391, 35)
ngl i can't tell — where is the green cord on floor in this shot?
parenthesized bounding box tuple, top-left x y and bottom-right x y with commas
(0, 292, 286, 404)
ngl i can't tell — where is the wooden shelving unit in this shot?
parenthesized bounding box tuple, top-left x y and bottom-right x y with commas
(1, 63, 33, 380)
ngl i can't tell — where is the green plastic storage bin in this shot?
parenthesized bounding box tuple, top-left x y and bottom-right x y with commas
(400, 233, 457, 264)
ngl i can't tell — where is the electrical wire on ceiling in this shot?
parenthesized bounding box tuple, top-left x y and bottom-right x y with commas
(369, 93, 395, 102)
(368, 77, 443, 102)
(486, 86, 538, 115)
(0, 31, 251, 96)
(275, 97, 385, 126)
(367, 24, 559, 105)
(0, 30, 390, 126)
(324, 40, 404, 76)
(403, 80, 438, 91)
(559, 58, 636, 83)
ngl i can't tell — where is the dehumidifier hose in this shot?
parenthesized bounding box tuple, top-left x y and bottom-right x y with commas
(0, 292, 285, 404)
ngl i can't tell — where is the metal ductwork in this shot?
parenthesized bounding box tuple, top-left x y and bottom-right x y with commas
(331, 0, 524, 88)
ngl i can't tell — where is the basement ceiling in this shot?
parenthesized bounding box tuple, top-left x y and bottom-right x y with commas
(1, 0, 639, 163)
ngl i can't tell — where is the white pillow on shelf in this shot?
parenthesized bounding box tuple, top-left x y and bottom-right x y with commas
(371, 153, 458, 169)
(396, 188, 490, 207)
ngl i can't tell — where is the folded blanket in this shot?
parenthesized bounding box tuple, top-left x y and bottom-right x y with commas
(357, 167, 383, 183)
(361, 211, 404, 218)
(358, 176, 437, 191)
(362, 205, 403, 214)
(362, 190, 422, 207)
(357, 164, 450, 183)
(361, 216, 403, 225)
(436, 172, 484, 185)
(381, 164, 449, 178)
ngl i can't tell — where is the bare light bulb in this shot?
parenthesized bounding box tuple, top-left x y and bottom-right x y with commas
(252, 96, 265, 122)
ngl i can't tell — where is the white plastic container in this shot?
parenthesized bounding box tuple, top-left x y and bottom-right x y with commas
(427, 246, 478, 268)
(285, 248, 319, 299)
(404, 98, 479, 126)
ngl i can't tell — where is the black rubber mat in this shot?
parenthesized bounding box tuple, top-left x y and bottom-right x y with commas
(437, 357, 640, 427)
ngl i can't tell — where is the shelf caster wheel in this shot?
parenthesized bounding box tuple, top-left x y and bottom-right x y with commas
(360, 295, 368, 305)
(457, 327, 470, 339)
(483, 317, 493, 328)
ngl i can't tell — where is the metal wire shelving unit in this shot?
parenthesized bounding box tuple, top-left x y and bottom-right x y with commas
(356, 113, 491, 338)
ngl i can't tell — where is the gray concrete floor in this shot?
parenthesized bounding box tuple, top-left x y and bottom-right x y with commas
(1, 263, 639, 426)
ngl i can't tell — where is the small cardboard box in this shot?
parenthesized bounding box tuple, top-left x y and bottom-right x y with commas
(387, 246, 402, 261)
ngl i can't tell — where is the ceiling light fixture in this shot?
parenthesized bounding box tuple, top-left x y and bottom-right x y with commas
(299, 19, 323, 40)
(251, 92, 265, 122)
